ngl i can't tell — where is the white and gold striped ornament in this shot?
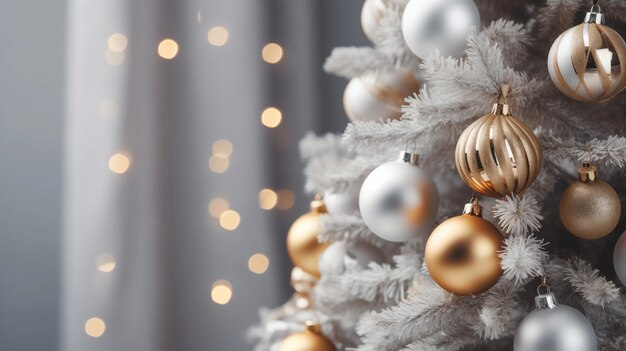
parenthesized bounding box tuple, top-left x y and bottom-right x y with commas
(343, 68, 420, 122)
(548, 4, 626, 103)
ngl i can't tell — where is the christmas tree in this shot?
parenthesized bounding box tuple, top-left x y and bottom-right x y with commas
(249, 0, 626, 350)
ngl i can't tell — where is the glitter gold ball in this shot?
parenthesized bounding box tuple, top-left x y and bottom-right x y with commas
(278, 323, 336, 351)
(286, 200, 330, 278)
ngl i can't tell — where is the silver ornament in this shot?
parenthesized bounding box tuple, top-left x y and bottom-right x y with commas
(324, 189, 359, 216)
(402, 0, 480, 59)
(359, 151, 439, 242)
(319, 241, 386, 275)
(515, 290, 597, 351)
(614, 231, 626, 286)
(342, 68, 420, 122)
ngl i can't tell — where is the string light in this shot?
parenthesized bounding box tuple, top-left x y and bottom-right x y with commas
(211, 280, 233, 305)
(212, 139, 233, 157)
(109, 152, 131, 174)
(85, 317, 106, 338)
(277, 189, 295, 210)
(262, 43, 283, 64)
(107, 33, 128, 52)
(158, 39, 179, 59)
(219, 210, 241, 230)
(261, 107, 282, 128)
(105, 50, 125, 66)
(96, 254, 116, 273)
(209, 155, 230, 173)
(258, 189, 278, 210)
(99, 98, 118, 118)
(208, 26, 229, 46)
(248, 253, 270, 274)
(208, 198, 230, 218)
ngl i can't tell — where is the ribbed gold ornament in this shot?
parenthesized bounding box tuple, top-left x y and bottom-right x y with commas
(548, 6, 626, 103)
(455, 87, 542, 198)
(425, 198, 504, 295)
(286, 198, 330, 278)
(278, 322, 337, 351)
(559, 163, 621, 240)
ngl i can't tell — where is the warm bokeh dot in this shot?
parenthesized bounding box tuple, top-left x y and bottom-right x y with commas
(277, 189, 295, 210)
(105, 50, 125, 66)
(85, 317, 106, 338)
(99, 98, 119, 118)
(96, 254, 116, 273)
(248, 253, 270, 274)
(158, 39, 179, 59)
(258, 188, 278, 210)
(209, 155, 230, 173)
(211, 280, 233, 305)
(108, 33, 128, 52)
(208, 26, 229, 46)
(208, 198, 230, 218)
(219, 210, 241, 230)
(261, 107, 282, 128)
(109, 153, 131, 174)
(212, 139, 233, 157)
(262, 43, 283, 64)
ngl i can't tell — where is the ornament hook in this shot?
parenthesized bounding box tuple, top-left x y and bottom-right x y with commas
(536, 275, 551, 295)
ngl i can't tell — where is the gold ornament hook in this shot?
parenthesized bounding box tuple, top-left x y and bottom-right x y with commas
(492, 84, 512, 115)
(462, 195, 482, 217)
(537, 274, 551, 295)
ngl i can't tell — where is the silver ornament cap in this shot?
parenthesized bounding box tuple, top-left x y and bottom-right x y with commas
(359, 151, 439, 242)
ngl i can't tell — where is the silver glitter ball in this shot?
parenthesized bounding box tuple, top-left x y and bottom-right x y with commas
(514, 293, 597, 351)
(359, 151, 439, 242)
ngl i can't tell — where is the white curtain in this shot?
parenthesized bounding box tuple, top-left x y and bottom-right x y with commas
(62, 0, 326, 350)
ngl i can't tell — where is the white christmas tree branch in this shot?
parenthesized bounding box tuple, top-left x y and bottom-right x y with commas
(499, 233, 548, 285)
(493, 195, 543, 236)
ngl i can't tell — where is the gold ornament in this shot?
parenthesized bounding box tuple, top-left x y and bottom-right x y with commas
(548, 5, 626, 103)
(287, 198, 331, 278)
(278, 322, 336, 351)
(425, 198, 504, 295)
(455, 86, 542, 198)
(559, 163, 621, 239)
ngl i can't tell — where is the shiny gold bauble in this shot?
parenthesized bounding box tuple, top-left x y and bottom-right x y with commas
(559, 164, 621, 240)
(425, 200, 504, 295)
(548, 9, 626, 103)
(278, 323, 336, 351)
(287, 200, 331, 278)
(455, 101, 542, 198)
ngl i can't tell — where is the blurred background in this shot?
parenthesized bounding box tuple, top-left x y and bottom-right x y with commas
(0, 1, 369, 350)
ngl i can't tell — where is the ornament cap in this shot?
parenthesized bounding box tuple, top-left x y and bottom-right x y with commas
(578, 163, 598, 183)
(535, 292, 559, 310)
(399, 151, 419, 166)
(462, 197, 483, 217)
(491, 102, 511, 116)
(305, 321, 322, 334)
(311, 195, 328, 214)
(584, 8, 604, 24)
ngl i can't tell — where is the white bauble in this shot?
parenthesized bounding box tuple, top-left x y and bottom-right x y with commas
(343, 69, 420, 122)
(319, 241, 385, 275)
(402, 0, 480, 59)
(324, 189, 359, 216)
(515, 293, 597, 351)
(361, 0, 389, 42)
(359, 151, 439, 242)
(614, 231, 626, 286)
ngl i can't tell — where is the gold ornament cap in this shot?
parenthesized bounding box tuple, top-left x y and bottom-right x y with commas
(578, 163, 598, 183)
(311, 195, 328, 214)
(462, 197, 483, 217)
(305, 321, 322, 334)
(491, 84, 512, 116)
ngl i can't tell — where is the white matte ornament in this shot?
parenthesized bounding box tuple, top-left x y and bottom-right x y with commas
(361, 0, 389, 42)
(343, 69, 420, 122)
(359, 151, 439, 242)
(324, 189, 359, 216)
(514, 291, 597, 351)
(319, 241, 385, 275)
(614, 231, 626, 286)
(402, 0, 480, 59)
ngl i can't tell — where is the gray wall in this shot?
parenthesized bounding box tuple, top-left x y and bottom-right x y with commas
(0, 0, 66, 350)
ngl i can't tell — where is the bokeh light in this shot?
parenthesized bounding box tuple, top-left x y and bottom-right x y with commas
(277, 189, 295, 210)
(108, 33, 128, 52)
(158, 39, 179, 59)
(258, 189, 278, 210)
(211, 280, 233, 305)
(248, 253, 270, 274)
(96, 254, 116, 273)
(212, 139, 233, 157)
(208, 198, 230, 218)
(261, 107, 282, 128)
(109, 153, 131, 174)
(209, 155, 230, 173)
(219, 210, 240, 230)
(208, 26, 229, 46)
(85, 317, 106, 338)
(262, 43, 283, 64)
